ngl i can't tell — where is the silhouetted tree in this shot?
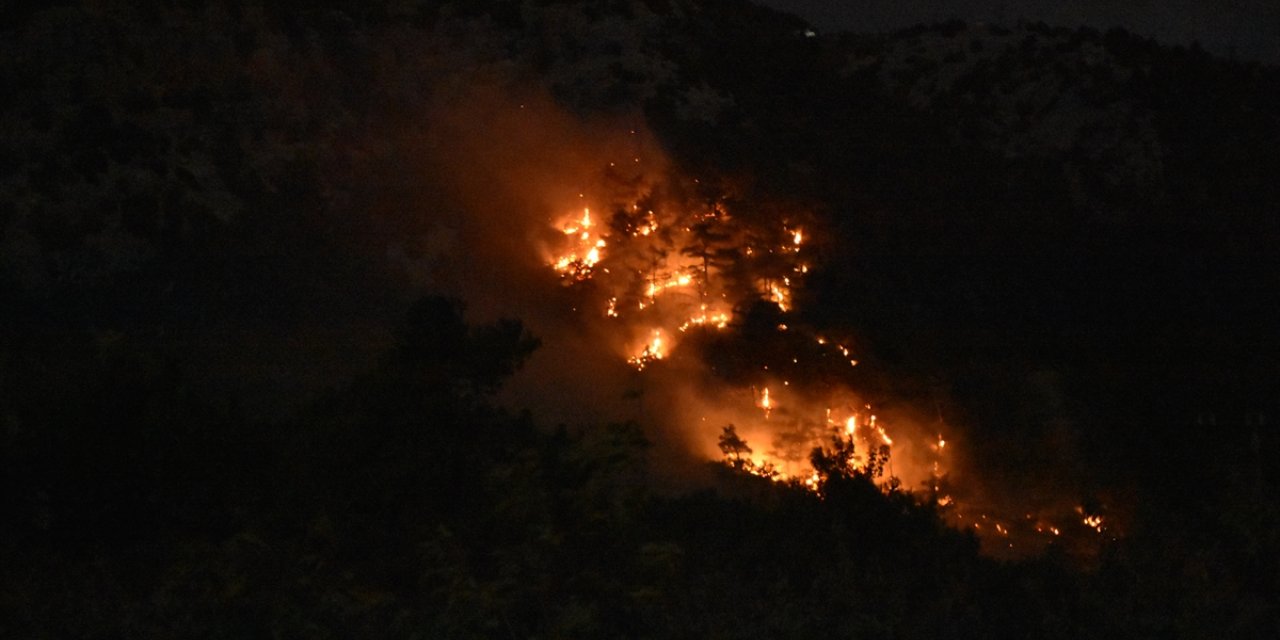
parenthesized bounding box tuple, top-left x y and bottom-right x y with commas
(717, 423, 752, 465)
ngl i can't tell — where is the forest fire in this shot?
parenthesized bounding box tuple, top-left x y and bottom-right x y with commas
(757, 386, 773, 417)
(543, 183, 931, 490)
(541, 161, 1113, 556)
(678, 305, 731, 331)
(627, 329, 667, 370)
(552, 207, 606, 281)
(14, 4, 1266, 632)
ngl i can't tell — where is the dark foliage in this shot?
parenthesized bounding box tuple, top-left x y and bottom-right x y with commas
(3, 0, 1279, 637)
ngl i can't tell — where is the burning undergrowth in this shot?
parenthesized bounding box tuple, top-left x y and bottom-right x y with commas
(410, 81, 1112, 556)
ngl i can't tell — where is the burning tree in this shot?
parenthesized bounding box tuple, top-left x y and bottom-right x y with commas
(547, 172, 820, 367)
(811, 434, 891, 484)
(717, 424, 778, 479)
(717, 424, 752, 465)
(544, 163, 959, 506)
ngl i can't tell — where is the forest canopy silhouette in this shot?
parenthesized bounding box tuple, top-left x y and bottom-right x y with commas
(2, 1, 1278, 637)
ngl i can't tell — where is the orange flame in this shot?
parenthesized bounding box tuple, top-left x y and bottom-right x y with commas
(757, 387, 773, 417)
(536, 172, 1044, 549)
(627, 329, 666, 370)
(552, 207, 606, 280)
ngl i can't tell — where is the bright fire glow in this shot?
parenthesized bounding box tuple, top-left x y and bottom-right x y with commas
(764, 279, 790, 312)
(1083, 515, 1105, 532)
(757, 387, 772, 416)
(679, 305, 731, 331)
(545, 182, 923, 491)
(552, 207, 606, 281)
(541, 161, 1097, 556)
(627, 329, 666, 370)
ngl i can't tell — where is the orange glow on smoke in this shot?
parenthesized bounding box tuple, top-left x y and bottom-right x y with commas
(552, 207, 606, 281)
(757, 387, 773, 417)
(539, 159, 1104, 555)
(628, 329, 666, 370)
(679, 304, 731, 331)
(544, 182, 927, 490)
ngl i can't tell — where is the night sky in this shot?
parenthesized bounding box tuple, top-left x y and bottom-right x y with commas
(757, 0, 1280, 63)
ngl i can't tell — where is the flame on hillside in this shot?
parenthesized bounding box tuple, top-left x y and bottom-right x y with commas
(543, 176, 936, 488)
(540, 157, 1115, 557)
(418, 83, 1114, 557)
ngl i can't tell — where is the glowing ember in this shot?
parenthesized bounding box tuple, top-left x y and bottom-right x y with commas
(628, 330, 666, 370)
(870, 414, 892, 445)
(1083, 515, 1104, 532)
(764, 280, 790, 311)
(757, 387, 773, 417)
(552, 207, 606, 281)
(547, 187, 821, 381)
(645, 271, 695, 299)
(679, 305, 731, 331)
(538, 164, 1072, 554)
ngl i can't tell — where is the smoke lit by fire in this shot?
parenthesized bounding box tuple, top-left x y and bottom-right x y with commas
(540, 156, 1115, 555)
(423, 86, 1114, 557)
(541, 164, 945, 493)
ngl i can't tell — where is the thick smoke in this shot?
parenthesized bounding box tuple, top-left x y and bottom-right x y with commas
(404, 80, 696, 455)
(394, 75, 1110, 556)
(397, 77, 942, 490)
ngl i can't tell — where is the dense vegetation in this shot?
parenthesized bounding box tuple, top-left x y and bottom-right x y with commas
(3, 1, 1277, 637)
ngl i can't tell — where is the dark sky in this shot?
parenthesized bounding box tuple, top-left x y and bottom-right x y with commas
(755, 0, 1280, 64)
